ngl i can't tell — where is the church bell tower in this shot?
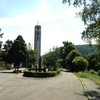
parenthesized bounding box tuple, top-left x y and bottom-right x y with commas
(34, 24, 41, 65)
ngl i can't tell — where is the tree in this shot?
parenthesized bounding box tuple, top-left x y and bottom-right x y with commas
(63, 0, 87, 6)
(81, 0, 100, 47)
(43, 51, 57, 67)
(0, 28, 4, 39)
(4, 40, 13, 49)
(95, 63, 100, 71)
(63, 0, 100, 48)
(61, 41, 76, 67)
(8, 35, 27, 70)
(43, 47, 62, 68)
(2, 40, 13, 67)
(0, 28, 4, 57)
(66, 49, 82, 70)
(26, 43, 36, 68)
(87, 53, 100, 70)
(43, 41, 77, 68)
(27, 49, 36, 69)
(72, 56, 88, 72)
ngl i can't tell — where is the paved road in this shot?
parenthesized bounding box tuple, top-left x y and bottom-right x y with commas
(0, 71, 87, 100)
(80, 78, 100, 100)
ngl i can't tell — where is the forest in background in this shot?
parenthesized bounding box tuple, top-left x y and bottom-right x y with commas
(76, 44, 98, 57)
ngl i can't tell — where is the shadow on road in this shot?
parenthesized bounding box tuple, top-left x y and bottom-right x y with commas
(83, 90, 100, 100)
(0, 71, 14, 74)
(74, 92, 88, 99)
(97, 87, 100, 90)
(74, 90, 100, 100)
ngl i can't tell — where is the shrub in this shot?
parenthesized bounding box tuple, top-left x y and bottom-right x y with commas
(48, 67, 54, 71)
(95, 63, 100, 71)
(72, 56, 88, 72)
(23, 69, 61, 78)
(90, 69, 95, 74)
(87, 53, 99, 70)
(97, 70, 100, 76)
(48, 66, 59, 71)
(66, 49, 82, 70)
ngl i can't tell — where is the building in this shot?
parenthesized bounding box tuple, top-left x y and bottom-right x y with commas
(34, 24, 41, 66)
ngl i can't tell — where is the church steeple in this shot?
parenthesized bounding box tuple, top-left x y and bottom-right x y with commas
(34, 24, 41, 66)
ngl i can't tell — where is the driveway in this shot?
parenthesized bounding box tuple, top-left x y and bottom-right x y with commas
(0, 70, 87, 100)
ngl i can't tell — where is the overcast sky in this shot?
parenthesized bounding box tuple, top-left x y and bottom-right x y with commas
(0, 0, 86, 55)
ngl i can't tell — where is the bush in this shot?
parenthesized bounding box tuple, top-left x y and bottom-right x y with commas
(48, 66, 59, 71)
(87, 53, 99, 70)
(48, 67, 54, 71)
(90, 69, 95, 74)
(72, 57, 88, 72)
(95, 63, 100, 71)
(23, 69, 61, 78)
(97, 70, 100, 76)
(66, 49, 82, 70)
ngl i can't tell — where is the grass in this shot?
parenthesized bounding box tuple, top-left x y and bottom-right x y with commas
(75, 71, 100, 85)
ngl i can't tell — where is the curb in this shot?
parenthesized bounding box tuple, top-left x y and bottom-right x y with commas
(78, 78, 92, 100)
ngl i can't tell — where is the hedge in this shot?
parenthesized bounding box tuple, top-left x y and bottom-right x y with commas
(23, 69, 61, 78)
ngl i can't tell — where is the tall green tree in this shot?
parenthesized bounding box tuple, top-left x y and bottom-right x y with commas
(66, 49, 82, 70)
(87, 53, 100, 70)
(0, 28, 4, 57)
(8, 35, 27, 69)
(61, 41, 76, 67)
(2, 40, 13, 63)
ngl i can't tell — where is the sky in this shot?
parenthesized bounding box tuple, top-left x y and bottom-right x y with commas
(0, 0, 86, 55)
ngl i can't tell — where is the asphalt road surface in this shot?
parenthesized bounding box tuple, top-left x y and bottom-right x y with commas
(0, 71, 88, 100)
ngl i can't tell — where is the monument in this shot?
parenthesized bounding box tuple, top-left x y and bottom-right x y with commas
(34, 24, 41, 67)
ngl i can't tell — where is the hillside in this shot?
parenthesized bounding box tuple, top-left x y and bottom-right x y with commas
(76, 44, 98, 57)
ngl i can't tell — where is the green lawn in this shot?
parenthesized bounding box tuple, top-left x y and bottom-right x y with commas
(75, 71, 100, 85)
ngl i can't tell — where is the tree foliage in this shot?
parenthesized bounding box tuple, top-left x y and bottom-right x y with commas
(61, 41, 76, 67)
(63, 0, 100, 48)
(2, 40, 13, 63)
(43, 41, 78, 68)
(7, 35, 27, 68)
(87, 53, 100, 70)
(27, 49, 36, 68)
(81, 0, 100, 46)
(95, 63, 100, 71)
(66, 49, 82, 70)
(63, 0, 86, 6)
(43, 48, 61, 67)
(43, 41, 89, 72)
(72, 56, 88, 71)
(0, 28, 4, 55)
